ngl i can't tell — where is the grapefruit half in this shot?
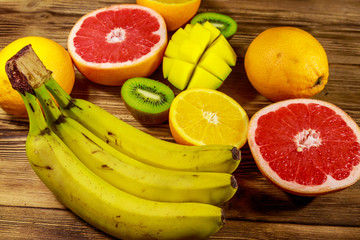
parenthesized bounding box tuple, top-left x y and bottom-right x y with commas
(68, 4, 167, 86)
(248, 99, 360, 196)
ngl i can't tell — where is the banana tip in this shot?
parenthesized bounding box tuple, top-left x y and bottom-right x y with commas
(221, 209, 226, 224)
(231, 147, 241, 161)
(230, 175, 238, 189)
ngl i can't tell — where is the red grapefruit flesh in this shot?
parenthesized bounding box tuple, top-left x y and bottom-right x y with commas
(248, 99, 360, 196)
(68, 4, 167, 86)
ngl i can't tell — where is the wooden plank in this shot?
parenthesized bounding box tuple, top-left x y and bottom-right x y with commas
(1, 0, 360, 239)
(1, 205, 359, 240)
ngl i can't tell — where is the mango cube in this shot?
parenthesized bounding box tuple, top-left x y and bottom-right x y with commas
(198, 51, 232, 80)
(171, 28, 189, 45)
(167, 59, 195, 90)
(203, 21, 221, 43)
(187, 66, 223, 90)
(162, 57, 173, 79)
(206, 35, 237, 66)
(178, 39, 204, 64)
(189, 23, 212, 49)
(164, 40, 180, 59)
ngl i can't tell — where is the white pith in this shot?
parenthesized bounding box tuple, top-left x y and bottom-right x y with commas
(203, 110, 219, 125)
(294, 128, 321, 152)
(67, 4, 167, 68)
(106, 28, 126, 43)
(247, 98, 360, 195)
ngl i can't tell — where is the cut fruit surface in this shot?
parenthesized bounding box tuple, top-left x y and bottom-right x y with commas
(169, 88, 249, 148)
(248, 99, 360, 196)
(121, 77, 174, 124)
(68, 4, 167, 86)
(163, 22, 237, 90)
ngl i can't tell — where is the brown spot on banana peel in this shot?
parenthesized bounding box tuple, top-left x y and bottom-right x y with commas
(64, 98, 82, 111)
(106, 131, 120, 146)
(54, 115, 66, 125)
(107, 131, 116, 136)
(29, 102, 35, 113)
(32, 163, 52, 170)
(101, 164, 113, 170)
(40, 127, 51, 136)
(81, 132, 103, 150)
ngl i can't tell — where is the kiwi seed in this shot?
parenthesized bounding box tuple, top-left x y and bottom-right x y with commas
(121, 77, 175, 124)
(191, 12, 238, 39)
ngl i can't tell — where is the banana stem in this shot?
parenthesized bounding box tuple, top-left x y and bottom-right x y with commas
(20, 92, 49, 135)
(35, 84, 63, 126)
(45, 76, 72, 108)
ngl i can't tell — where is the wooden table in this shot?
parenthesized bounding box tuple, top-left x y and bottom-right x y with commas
(1, 0, 360, 239)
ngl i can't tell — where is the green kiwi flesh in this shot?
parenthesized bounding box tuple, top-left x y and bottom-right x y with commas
(191, 12, 237, 39)
(121, 77, 175, 124)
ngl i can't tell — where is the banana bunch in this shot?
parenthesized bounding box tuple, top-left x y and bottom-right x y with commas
(6, 45, 241, 239)
(44, 78, 241, 173)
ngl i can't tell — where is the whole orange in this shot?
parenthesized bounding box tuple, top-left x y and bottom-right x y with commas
(136, 0, 201, 31)
(244, 27, 329, 102)
(0, 36, 75, 117)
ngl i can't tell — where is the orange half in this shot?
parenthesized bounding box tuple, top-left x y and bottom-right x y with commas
(136, 0, 201, 31)
(169, 88, 249, 148)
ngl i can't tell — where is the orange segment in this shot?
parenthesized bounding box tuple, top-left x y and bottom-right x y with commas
(169, 88, 249, 148)
(136, 0, 201, 31)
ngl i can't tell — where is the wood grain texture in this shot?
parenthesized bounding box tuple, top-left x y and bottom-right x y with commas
(1, 0, 360, 239)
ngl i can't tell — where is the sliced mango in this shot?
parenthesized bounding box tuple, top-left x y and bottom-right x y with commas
(164, 40, 180, 58)
(187, 66, 223, 90)
(203, 21, 221, 43)
(206, 35, 237, 66)
(168, 59, 195, 90)
(179, 39, 205, 64)
(184, 23, 193, 33)
(198, 51, 232, 81)
(163, 22, 237, 91)
(162, 57, 173, 79)
(189, 23, 212, 49)
(171, 28, 189, 45)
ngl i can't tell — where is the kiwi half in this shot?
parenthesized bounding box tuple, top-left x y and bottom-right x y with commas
(121, 77, 175, 124)
(191, 12, 237, 39)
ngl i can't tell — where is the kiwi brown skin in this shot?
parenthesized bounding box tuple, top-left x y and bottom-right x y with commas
(123, 100, 170, 125)
(191, 12, 238, 39)
(121, 77, 175, 125)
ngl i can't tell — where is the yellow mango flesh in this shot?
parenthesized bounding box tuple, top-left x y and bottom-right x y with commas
(163, 22, 237, 90)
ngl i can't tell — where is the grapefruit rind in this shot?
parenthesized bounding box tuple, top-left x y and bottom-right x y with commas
(67, 4, 167, 86)
(248, 98, 360, 196)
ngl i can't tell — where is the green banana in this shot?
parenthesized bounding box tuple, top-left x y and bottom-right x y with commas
(6, 45, 225, 239)
(45, 78, 241, 173)
(34, 83, 237, 205)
